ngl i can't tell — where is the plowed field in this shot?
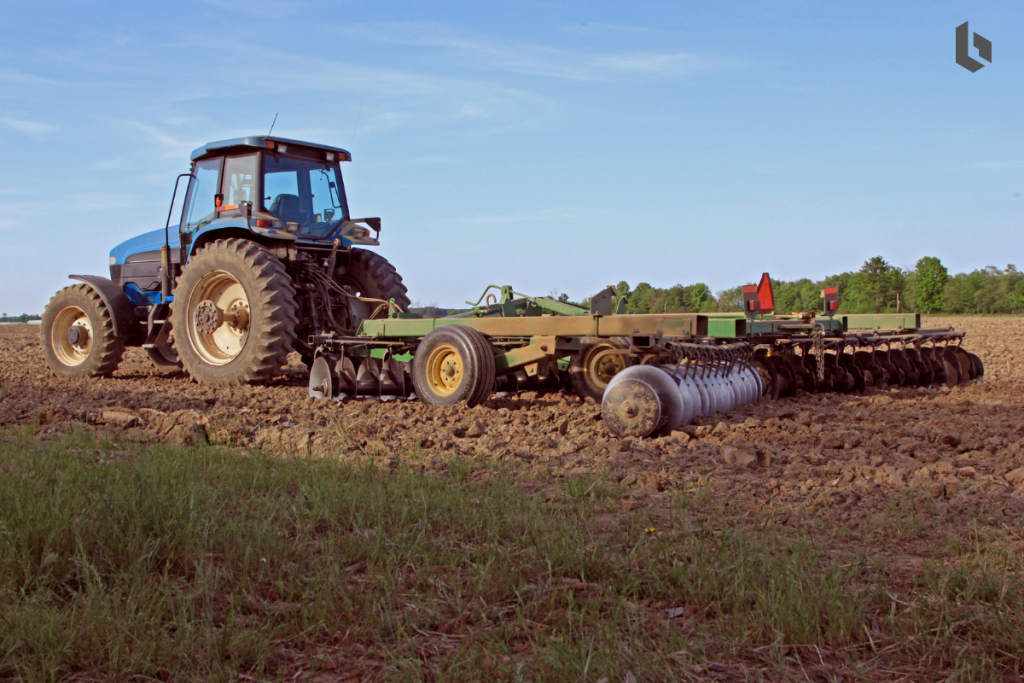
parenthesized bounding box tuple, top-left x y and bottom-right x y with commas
(3, 319, 1024, 516)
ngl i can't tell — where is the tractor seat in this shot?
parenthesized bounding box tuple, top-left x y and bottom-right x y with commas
(268, 194, 305, 225)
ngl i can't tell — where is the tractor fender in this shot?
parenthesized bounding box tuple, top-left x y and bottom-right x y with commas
(69, 275, 143, 344)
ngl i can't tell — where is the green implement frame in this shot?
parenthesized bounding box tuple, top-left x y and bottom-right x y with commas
(313, 285, 956, 380)
(327, 285, 706, 377)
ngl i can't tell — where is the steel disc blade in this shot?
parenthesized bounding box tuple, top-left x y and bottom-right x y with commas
(308, 356, 333, 400)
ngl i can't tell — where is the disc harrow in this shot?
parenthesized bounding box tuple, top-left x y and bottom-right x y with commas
(304, 276, 983, 440)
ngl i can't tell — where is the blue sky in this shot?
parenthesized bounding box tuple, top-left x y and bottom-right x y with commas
(1, 1, 1020, 313)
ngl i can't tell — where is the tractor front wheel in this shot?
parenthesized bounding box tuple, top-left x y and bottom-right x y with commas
(171, 239, 298, 386)
(41, 284, 125, 378)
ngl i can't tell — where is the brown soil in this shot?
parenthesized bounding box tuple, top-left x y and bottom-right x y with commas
(3, 319, 1023, 519)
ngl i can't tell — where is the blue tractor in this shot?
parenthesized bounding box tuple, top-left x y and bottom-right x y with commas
(41, 136, 410, 385)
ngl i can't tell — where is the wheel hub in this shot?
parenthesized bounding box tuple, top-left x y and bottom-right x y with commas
(227, 300, 250, 333)
(194, 300, 223, 335)
(65, 326, 87, 347)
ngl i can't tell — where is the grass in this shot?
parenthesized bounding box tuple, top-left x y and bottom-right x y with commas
(0, 428, 1022, 681)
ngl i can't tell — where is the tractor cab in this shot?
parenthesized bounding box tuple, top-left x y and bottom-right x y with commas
(181, 136, 379, 252)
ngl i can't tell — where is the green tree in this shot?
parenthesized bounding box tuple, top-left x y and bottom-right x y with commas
(715, 286, 744, 312)
(913, 256, 948, 313)
(687, 283, 713, 312)
(847, 256, 897, 312)
(626, 282, 654, 313)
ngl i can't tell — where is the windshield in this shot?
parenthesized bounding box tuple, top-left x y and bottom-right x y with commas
(263, 155, 349, 238)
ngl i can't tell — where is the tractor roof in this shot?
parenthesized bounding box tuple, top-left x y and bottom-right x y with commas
(190, 136, 351, 162)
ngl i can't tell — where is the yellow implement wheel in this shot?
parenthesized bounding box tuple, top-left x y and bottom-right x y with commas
(51, 305, 93, 367)
(569, 337, 634, 403)
(412, 325, 495, 407)
(424, 343, 464, 397)
(185, 269, 251, 366)
(589, 347, 627, 384)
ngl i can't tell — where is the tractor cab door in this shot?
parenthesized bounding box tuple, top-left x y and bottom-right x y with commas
(181, 157, 223, 248)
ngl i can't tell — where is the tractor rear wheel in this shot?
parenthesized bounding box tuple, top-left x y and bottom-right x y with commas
(295, 249, 411, 362)
(570, 337, 634, 403)
(171, 239, 298, 386)
(412, 325, 495, 407)
(41, 284, 125, 378)
(340, 249, 411, 311)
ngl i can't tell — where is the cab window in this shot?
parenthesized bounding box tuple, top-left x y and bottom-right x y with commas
(222, 155, 257, 209)
(263, 154, 347, 238)
(184, 158, 222, 232)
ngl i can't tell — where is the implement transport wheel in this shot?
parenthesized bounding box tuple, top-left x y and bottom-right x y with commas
(171, 239, 298, 386)
(41, 284, 125, 378)
(412, 325, 495, 407)
(570, 337, 635, 403)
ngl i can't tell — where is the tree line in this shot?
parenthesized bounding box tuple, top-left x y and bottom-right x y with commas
(598, 256, 1024, 315)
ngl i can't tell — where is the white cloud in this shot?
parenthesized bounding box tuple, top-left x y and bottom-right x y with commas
(0, 67, 59, 86)
(91, 159, 130, 170)
(340, 21, 735, 81)
(968, 159, 1024, 171)
(125, 121, 196, 159)
(1, 118, 56, 134)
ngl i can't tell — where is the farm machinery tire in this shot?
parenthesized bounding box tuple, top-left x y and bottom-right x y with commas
(171, 238, 298, 386)
(297, 248, 411, 367)
(41, 284, 125, 378)
(569, 337, 635, 403)
(340, 249, 411, 312)
(146, 345, 182, 371)
(412, 325, 495, 407)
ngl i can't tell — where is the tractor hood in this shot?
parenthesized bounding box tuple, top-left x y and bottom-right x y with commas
(110, 227, 180, 266)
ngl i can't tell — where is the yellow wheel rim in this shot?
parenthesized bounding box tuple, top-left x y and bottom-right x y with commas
(186, 269, 250, 366)
(424, 343, 464, 397)
(51, 305, 93, 366)
(586, 345, 626, 389)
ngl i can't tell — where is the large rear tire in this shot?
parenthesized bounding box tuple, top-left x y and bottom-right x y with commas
(41, 284, 125, 378)
(295, 249, 411, 361)
(341, 249, 411, 311)
(171, 239, 298, 386)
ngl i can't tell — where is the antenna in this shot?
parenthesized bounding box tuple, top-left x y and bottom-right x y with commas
(267, 113, 278, 138)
